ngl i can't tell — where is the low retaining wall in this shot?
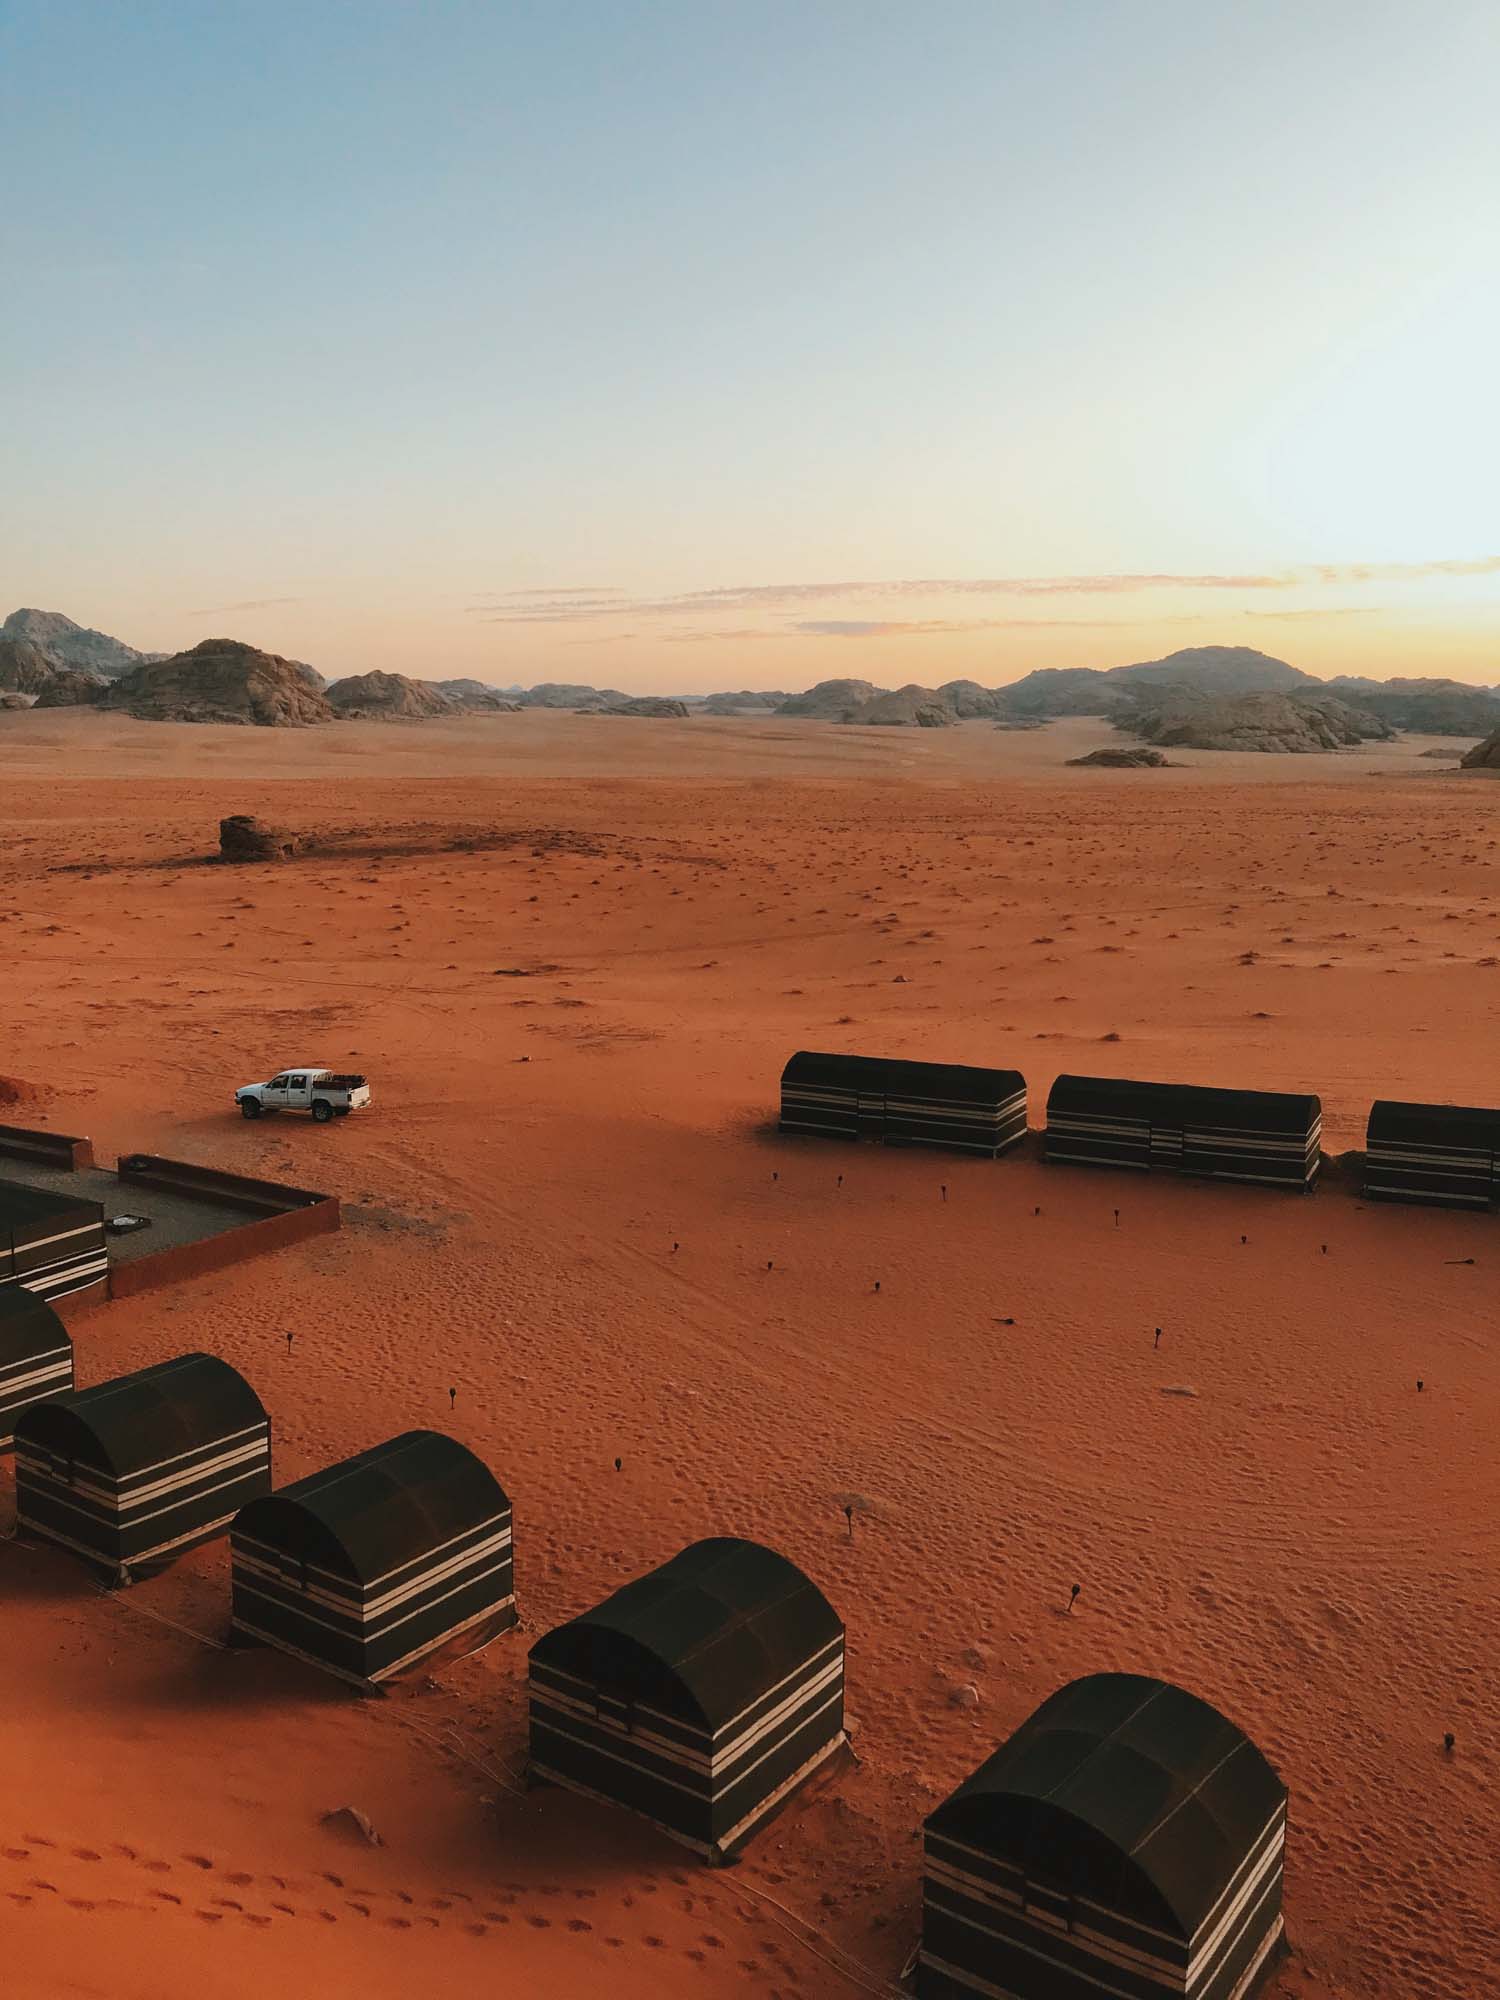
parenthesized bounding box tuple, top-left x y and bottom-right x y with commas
(108, 1155, 340, 1299)
(0, 1123, 95, 1172)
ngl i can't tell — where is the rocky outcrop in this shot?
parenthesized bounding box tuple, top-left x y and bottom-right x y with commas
(1067, 747, 1173, 767)
(699, 689, 790, 715)
(325, 671, 456, 719)
(1124, 689, 1392, 753)
(519, 682, 629, 710)
(218, 814, 308, 862)
(33, 667, 109, 707)
(435, 679, 522, 711)
(0, 636, 73, 695)
(602, 696, 690, 718)
(99, 639, 335, 726)
(845, 684, 956, 727)
(1, 608, 148, 679)
(993, 667, 1122, 717)
(936, 679, 1004, 719)
(1460, 728, 1500, 770)
(775, 678, 884, 720)
(1106, 645, 1318, 696)
(1327, 677, 1500, 736)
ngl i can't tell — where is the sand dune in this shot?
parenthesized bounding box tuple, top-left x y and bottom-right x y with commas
(2, 712, 1496, 1998)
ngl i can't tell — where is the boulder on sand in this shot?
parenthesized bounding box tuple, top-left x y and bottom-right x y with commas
(1067, 747, 1174, 767)
(602, 696, 690, 718)
(775, 678, 884, 720)
(844, 684, 956, 727)
(34, 667, 109, 708)
(219, 814, 308, 862)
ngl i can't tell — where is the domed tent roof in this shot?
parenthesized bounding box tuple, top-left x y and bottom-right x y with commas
(233, 1430, 507, 1581)
(530, 1537, 841, 1732)
(782, 1051, 1024, 1105)
(1046, 1073, 1320, 1133)
(16, 1352, 267, 1479)
(926, 1673, 1286, 1941)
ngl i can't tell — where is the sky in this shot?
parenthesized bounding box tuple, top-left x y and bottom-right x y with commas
(3, 0, 1498, 692)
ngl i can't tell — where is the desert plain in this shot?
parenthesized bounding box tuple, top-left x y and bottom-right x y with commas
(1, 705, 1496, 2000)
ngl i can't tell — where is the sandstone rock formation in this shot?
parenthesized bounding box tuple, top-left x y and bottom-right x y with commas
(1067, 747, 1173, 767)
(844, 684, 955, 727)
(775, 678, 884, 720)
(1327, 676, 1500, 736)
(218, 814, 308, 862)
(99, 639, 335, 726)
(0, 636, 70, 695)
(936, 679, 1003, 718)
(698, 689, 791, 715)
(994, 667, 1124, 718)
(325, 671, 456, 719)
(33, 667, 109, 707)
(519, 682, 629, 709)
(1460, 728, 1500, 769)
(1, 607, 149, 678)
(435, 679, 522, 711)
(602, 696, 691, 718)
(1124, 689, 1391, 753)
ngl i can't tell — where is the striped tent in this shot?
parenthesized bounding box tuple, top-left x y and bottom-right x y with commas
(229, 1431, 516, 1686)
(0, 1289, 74, 1449)
(1364, 1099, 1500, 1211)
(0, 1179, 108, 1304)
(14, 1353, 271, 1582)
(1044, 1076, 1321, 1190)
(780, 1053, 1028, 1157)
(920, 1675, 1287, 2000)
(529, 1537, 846, 1861)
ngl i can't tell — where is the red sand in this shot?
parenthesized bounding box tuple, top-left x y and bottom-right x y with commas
(2, 708, 1496, 1999)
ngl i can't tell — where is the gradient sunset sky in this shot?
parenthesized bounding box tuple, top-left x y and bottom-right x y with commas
(4, 1, 1497, 691)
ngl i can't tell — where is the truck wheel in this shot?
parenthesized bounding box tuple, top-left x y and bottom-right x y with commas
(240, 1099, 262, 1120)
(311, 1100, 334, 1123)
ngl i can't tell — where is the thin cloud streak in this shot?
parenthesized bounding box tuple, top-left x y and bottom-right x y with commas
(478, 556, 1500, 626)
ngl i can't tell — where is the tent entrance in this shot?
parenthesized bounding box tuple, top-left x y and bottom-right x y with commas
(1149, 1122, 1184, 1167)
(856, 1092, 887, 1142)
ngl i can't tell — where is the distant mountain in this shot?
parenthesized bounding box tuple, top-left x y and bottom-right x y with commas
(699, 689, 791, 714)
(993, 667, 1122, 717)
(601, 696, 691, 718)
(1124, 688, 1393, 753)
(775, 678, 885, 720)
(326, 670, 456, 719)
(99, 639, 334, 726)
(519, 682, 630, 710)
(1326, 676, 1500, 736)
(435, 678, 522, 711)
(1104, 645, 1318, 694)
(936, 678, 1005, 718)
(1, 607, 149, 679)
(844, 683, 956, 727)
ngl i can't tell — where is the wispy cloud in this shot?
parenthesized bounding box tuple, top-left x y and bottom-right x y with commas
(473, 556, 1499, 628)
(190, 595, 303, 615)
(794, 617, 1151, 637)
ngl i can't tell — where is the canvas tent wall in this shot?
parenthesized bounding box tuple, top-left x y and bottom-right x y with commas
(528, 1536, 846, 1860)
(14, 1352, 271, 1581)
(0, 1178, 107, 1304)
(1364, 1099, 1500, 1210)
(230, 1430, 515, 1685)
(1044, 1076, 1321, 1190)
(780, 1052, 1027, 1156)
(0, 1289, 74, 1448)
(919, 1674, 1287, 2000)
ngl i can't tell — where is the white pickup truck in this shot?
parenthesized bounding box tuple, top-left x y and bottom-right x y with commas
(235, 1067, 371, 1123)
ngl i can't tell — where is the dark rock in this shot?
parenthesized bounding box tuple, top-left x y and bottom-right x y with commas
(844, 684, 956, 727)
(1461, 728, 1500, 770)
(219, 814, 308, 862)
(33, 667, 109, 708)
(776, 678, 885, 720)
(601, 696, 691, 718)
(1, 607, 147, 679)
(1067, 746, 1173, 767)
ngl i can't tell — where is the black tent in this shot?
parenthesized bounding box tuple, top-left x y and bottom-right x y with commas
(230, 1431, 516, 1686)
(528, 1536, 846, 1860)
(1045, 1075, 1321, 1190)
(919, 1674, 1288, 2000)
(14, 1352, 272, 1581)
(1364, 1098, 1500, 1210)
(0, 1289, 74, 1449)
(0, 1178, 107, 1304)
(780, 1052, 1028, 1156)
